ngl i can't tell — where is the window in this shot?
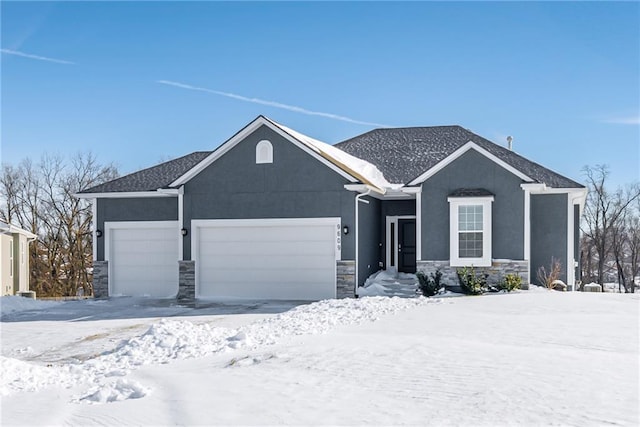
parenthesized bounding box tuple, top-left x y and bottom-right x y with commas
(20, 240, 25, 265)
(458, 205, 483, 258)
(255, 140, 273, 164)
(448, 196, 493, 267)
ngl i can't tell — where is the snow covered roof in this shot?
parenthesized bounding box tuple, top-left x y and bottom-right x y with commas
(265, 117, 399, 192)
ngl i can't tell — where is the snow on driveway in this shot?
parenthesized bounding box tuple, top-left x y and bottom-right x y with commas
(1, 291, 638, 426)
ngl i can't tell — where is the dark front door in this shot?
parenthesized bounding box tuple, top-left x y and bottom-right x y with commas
(398, 219, 416, 273)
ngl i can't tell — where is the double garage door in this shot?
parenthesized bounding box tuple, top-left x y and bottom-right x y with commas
(106, 218, 340, 300)
(193, 218, 340, 300)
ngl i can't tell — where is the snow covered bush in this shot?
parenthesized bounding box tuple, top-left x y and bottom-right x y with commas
(498, 273, 522, 292)
(456, 267, 488, 295)
(416, 270, 443, 297)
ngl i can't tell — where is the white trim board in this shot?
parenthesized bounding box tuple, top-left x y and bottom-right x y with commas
(409, 141, 534, 185)
(75, 191, 177, 199)
(170, 116, 358, 187)
(92, 198, 98, 262)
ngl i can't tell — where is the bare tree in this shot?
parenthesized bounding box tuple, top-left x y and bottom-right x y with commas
(0, 152, 118, 297)
(581, 165, 640, 292)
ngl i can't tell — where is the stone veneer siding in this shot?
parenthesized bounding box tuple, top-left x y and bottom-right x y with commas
(337, 260, 355, 298)
(177, 260, 196, 301)
(92, 261, 109, 298)
(416, 260, 529, 288)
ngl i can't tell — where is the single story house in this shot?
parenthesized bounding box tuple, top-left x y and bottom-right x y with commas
(1, 222, 37, 296)
(77, 116, 587, 300)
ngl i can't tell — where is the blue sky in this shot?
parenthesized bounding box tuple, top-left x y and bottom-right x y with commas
(2, 1, 638, 187)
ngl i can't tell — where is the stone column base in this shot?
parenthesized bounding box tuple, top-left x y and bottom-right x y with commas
(337, 260, 355, 299)
(92, 261, 109, 298)
(178, 260, 196, 301)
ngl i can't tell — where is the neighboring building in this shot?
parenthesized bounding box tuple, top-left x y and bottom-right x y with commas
(77, 116, 587, 300)
(0, 222, 37, 296)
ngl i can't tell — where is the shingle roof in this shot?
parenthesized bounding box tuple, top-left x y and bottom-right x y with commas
(79, 151, 212, 193)
(334, 126, 584, 188)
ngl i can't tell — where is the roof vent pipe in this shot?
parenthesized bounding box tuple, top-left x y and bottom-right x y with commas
(507, 136, 513, 151)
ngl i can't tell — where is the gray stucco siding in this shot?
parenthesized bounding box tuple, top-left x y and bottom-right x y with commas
(530, 193, 568, 285)
(182, 125, 356, 260)
(96, 197, 178, 260)
(358, 196, 381, 285)
(420, 149, 525, 261)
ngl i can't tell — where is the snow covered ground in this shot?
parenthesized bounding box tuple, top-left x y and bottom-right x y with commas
(1, 291, 638, 426)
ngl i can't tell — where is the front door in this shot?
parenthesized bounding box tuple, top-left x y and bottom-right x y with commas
(398, 219, 416, 273)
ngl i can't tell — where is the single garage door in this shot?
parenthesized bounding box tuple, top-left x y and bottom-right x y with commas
(193, 218, 340, 300)
(106, 221, 179, 297)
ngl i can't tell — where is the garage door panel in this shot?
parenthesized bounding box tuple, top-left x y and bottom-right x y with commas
(202, 282, 330, 300)
(201, 225, 334, 243)
(113, 228, 175, 241)
(204, 253, 335, 270)
(108, 223, 178, 297)
(201, 266, 333, 283)
(196, 219, 338, 300)
(200, 240, 335, 257)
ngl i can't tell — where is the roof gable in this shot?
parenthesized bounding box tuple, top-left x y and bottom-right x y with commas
(170, 116, 391, 193)
(335, 126, 584, 188)
(408, 141, 533, 185)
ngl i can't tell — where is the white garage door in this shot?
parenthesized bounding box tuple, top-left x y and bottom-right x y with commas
(106, 221, 179, 297)
(194, 218, 340, 300)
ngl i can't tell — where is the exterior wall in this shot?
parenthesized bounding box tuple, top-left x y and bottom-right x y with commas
(1, 233, 33, 295)
(1, 234, 13, 296)
(15, 234, 30, 292)
(530, 194, 568, 285)
(95, 197, 178, 260)
(417, 259, 529, 288)
(182, 124, 355, 261)
(421, 149, 525, 261)
(358, 196, 381, 285)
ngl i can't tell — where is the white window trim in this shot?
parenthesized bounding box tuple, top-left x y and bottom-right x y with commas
(448, 196, 494, 267)
(255, 140, 273, 164)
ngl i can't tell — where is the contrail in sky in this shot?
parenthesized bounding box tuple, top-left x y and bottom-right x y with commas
(601, 115, 640, 125)
(157, 80, 388, 127)
(1, 48, 75, 65)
